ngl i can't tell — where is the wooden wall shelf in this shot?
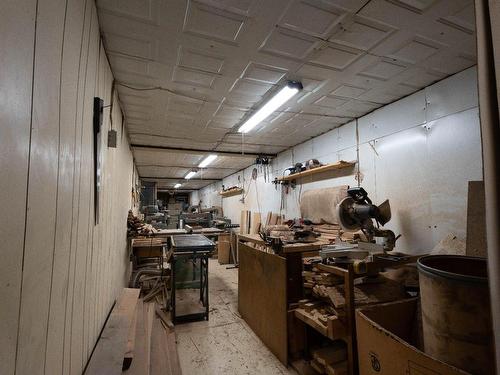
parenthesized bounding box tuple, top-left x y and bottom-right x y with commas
(219, 188, 243, 198)
(277, 161, 356, 182)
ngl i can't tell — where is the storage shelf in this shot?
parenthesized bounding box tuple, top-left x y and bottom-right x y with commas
(219, 188, 243, 198)
(277, 160, 356, 182)
(294, 308, 346, 341)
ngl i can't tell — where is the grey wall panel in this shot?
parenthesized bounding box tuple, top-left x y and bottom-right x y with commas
(427, 108, 483, 244)
(0, 1, 36, 374)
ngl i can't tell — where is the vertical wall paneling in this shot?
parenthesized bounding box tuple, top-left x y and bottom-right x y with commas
(44, 0, 82, 372)
(0, 0, 136, 373)
(0, 1, 37, 374)
(15, 0, 67, 373)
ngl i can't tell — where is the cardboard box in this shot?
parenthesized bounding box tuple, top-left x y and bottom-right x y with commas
(356, 298, 469, 375)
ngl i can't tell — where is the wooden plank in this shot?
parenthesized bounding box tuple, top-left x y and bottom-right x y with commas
(150, 316, 182, 375)
(466, 181, 487, 257)
(250, 212, 262, 234)
(126, 299, 150, 375)
(238, 243, 288, 364)
(277, 161, 356, 182)
(0, 1, 36, 374)
(85, 288, 140, 375)
(123, 307, 138, 370)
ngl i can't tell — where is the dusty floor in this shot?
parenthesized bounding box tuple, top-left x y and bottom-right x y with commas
(175, 259, 298, 375)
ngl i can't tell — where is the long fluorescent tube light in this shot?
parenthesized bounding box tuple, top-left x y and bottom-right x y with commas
(199, 154, 217, 168)
(238, 81, 302, 133)
(185, 171, 197, 179)
(174, 183, 182, 188)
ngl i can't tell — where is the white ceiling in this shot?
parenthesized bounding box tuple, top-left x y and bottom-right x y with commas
(96, 0, 476, 189)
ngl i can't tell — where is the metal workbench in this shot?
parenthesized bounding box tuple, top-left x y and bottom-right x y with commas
(170, 234, 215, 323)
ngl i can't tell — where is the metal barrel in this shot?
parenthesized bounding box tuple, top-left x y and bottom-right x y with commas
(417, 255, 495, 374)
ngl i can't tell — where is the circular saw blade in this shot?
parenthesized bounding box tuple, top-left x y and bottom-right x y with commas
(336, 196, 361, 231)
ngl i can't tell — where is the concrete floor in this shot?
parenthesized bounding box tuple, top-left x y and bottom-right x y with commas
(175, 259, 298, 375)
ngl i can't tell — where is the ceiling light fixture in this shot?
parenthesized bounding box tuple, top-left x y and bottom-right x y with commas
(185, 171, 197, 179)
(238, 81, 302, 133)
(174, 183, 182, 188)
(198, 154, 217, 168)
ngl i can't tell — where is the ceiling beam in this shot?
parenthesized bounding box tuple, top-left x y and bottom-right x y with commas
(131, 144, 277, 158)
(140, 176, 222, 181)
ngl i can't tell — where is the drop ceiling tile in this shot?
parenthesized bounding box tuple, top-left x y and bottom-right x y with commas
(299, 77, 326, 92)
(401, 68, 445, 89)
(172, 66, 216, 88)
(388, 36, 441, 64)
(421, 50, 475, 74)
(178, 46, 225, 73)
(309, 43, 363, 70)
(314, 95, 349, 108)
(359, 59, 407, 81)
(386, 0, 439, 13)
(330, 84, 367, 98)
(183, 1, 246, 44)
(280, 0, 345, 38)
(168, 97, 204, 115)
(104, 32, 155, 60)
(98, 0, 161, 25)
(260, 27, 319, 59)
(330, 15, 395, 51)
(437, 2, 475, 34)
(230, 78, 273, 97)
(241, 62, 287, 84)
(109, 54, 150, 76)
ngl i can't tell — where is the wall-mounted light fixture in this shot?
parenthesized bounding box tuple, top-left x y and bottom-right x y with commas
(174, 183, 182, 188)
(238, 81, 302, 133)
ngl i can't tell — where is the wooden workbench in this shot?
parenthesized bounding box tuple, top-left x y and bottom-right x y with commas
(237, 234, 327, 365)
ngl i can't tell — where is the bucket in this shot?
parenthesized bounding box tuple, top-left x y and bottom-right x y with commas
(417, 255, 494, 374)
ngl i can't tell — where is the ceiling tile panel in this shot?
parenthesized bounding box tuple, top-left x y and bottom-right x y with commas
(183, 1, 245, 44)
(260, 28, 319, 59)
(280, 0, 345, 38)
(97, 0, 476, 187)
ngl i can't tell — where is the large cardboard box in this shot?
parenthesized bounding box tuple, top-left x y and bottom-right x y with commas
(356, 298, 468, 375)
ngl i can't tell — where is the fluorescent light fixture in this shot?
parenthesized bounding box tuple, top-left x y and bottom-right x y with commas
(198, 154, 217, 168)
(174, 183, 182, 188)
(238, 81, 302, 133)
(184, 171, 197, 180)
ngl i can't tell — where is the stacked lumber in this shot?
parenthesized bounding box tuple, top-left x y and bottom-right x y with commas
(125, 299, 182, 375)
(310, 342, 347, 375)
(302, 270, 343, 289)
(296, 301, 346, 340)
(312, 223, 363, 243)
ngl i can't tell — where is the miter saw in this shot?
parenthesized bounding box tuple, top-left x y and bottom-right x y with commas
(337, 187, 398, 252)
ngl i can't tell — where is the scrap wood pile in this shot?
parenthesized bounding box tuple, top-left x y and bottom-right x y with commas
(310, 343, 348, 375)
(311, 223, 364, 243)
(301, 260, 407, 320)
(128, 210, 156, 236)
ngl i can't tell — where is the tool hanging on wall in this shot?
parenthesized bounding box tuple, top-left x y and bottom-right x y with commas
(255, 155, 270, 182)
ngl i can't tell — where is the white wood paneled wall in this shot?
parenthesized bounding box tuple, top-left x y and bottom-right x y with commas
(0, 1, 136, 374)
